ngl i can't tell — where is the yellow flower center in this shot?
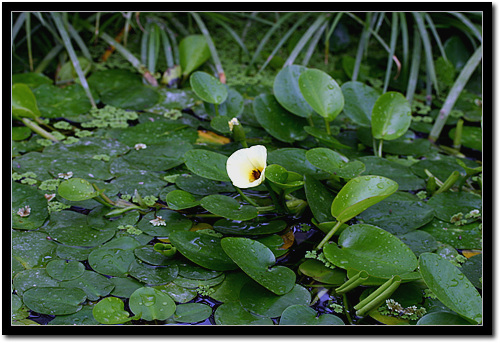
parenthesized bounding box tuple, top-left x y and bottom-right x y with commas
(249, 168, 262, 182)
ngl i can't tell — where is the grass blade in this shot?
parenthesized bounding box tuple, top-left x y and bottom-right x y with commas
(302, 21, 327, 66)
(424, 13, 448, 61)
(65, 19, 93, 62)
(351, 13, 375, 81)
(12, 12, 26, 48)
(34, 43, 63, 73)
(449, 12, 482, 42)
(190, 12, 225, 83)
(413, 12, 439, 96)
(406, 28, 422, 105)
(283, 13, 328, 67)
(204, 13, 250, 57)
(399, 13, 409, 79)
(257, 13, 311, 74)
(159, 27, 174, 68)
(25, 12, 33, 71)
(428, 46, 482, 142)
(383, 12, 398, 93)
(324, 12, 343, 64)
(52, 12, 96, 107)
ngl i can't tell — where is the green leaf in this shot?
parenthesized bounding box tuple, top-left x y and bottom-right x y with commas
(129, 287, 176, 321)
(57, 178, 100, 201)
(190, 71, 228, 104)
(427, 191, 482, 223)
(12, 231, 57, 269)
(165, 190, 200, 210)
(265, 164, 304, 194)
(331, 175, 399, 223)
(169, 230, 238, 271)
(298, 259, 346, 285)
(306, 148, 365, 179)
(93, 297, 135, 324)
(183, 149, 230, 182)
(239, 282, 310, 317)
(253, 94, 308, 143)
(304, 175, 336, 223)
(420, 218, 482, 251)
(418, 253, 482, 324)
(88, 247, 136, 277)
(59, 270, 114, 301)
(137, 211, 192, 238)
(23, 287, 87, 316)
(210, 271, 252, 303)
(12, 182, 49, 231)
(341, 81, 379, 127)
(12, 83, 40, 119)
(179, 35, 211, 77)
(268, 148, 329, 178)
(298, 68, 344, 121)
(45, 259, 85, 281)
(221, 237, 296, 295)
(33, 84, 93, 118)
(417, 311, 473, 325)
(273, 64, 314, 118)
(173, 303, 212, 323)
(201, 194, 258, 221)
(279, 304, 345, 325)
(12, 126, 32, 141)
(323, 224, 418, 278)
(214, 301, 273, 325)
(371, 92, 412, 141)
(213, 219, 287, 236)
(12, 72, 52, 89)
(449, 125, 482, 151)
(127, 260, 179, 286)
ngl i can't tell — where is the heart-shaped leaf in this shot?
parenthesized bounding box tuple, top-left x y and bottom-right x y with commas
(341, 81, 379, 127)
(273, 64, 314, 118)
(165, 190, 200, 210)
(93, 297, 135, 324)
(417, 311, 473, 325)
(183, 149, 230, 182)
(88, 247, 136, 277)
(129, 287, 176, 321)
(418, 253, 482, 324)
(179, 35, 210, 77)
(371, 91, 412, 141)
(201, 194, 258, 221)
(46, 260, 85, 281)
(253, 94, 308, 143)
(173, 303, 212, 323)
(57, 178, 100, 201)
(323, 224, 418, 278)
(306, 147, 365, 179)
(279, 304, 345, 325)
(23, 287, 87, 316)
(214, 301, 273, 325)
(331, 175, 398, 223)
(190, 71, 228, 104)
(221, 237, 296, 295)
(169, 230, 238, 271)
(298, 68, 344, 121)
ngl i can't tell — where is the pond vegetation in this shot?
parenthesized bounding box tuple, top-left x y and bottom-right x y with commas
(11, 11, 484, 328)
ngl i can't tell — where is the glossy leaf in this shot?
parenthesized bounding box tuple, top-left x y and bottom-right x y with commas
(173, 303, 212, 323)
(279, 304, 344, 325)
(273, 64, 314, 118)
(303, 175, 336, 223)
(129, 287, 176, 321)
(201, 194, 258, 221)
(371, 91, 412, 141)
(253, 94, 308, 143)
(298, 68, 344, 121)
(190, 71, 228, 104)
(221, 237, 295, 295)
(57, 178, 100, 201)
(45, 260, 85, 281)
(23, 287, 87, 316)
(323, 224, 418, 278)
(165, 190, 200, 210)
(306, 147, 365, 179)
(341, 81, 379, 127)
(179, 35, 210, 77)
(183, 149, 230, 182)
(169, 230, 238, 271)
(12, 83, 40, 119)
(214, 301, 273, 325)
(417, 311, 473, 325)
(59, 270, 114, 301)
(418, 253, 482, 324)
(93, 297, 134, 324)
(213, 219, 287, 236)
(331, 175, 399, 223)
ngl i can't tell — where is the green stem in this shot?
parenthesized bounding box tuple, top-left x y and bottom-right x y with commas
(432, 171, 460, 196)
(264, 180, 287, 214)
(355, 276, 401, 317)
(20, 118, 59, 142)
(324, 118, 331, 135)
(342, 293, 354, 325)
(235, 187, 259, 207)
(214, 103, 219, 116)
(335, 270, 369, 294)
(378, 139, 384, 157)
(316, 220, 343, 250)
(453, 118, 464, 150)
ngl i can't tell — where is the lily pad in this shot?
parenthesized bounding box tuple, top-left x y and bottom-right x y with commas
(12, 231, 57, 270)
(427, 191, 482, 224)
(165, 190, 200, 210)
(279, 304, 345, 325)
(323, 224, 418, 278)
(129, 287, 176, 321)
(12, 182, 49, 230)
(253, 93, 308, 143)
(418, 253, 482, 324)
(169, 230, 238, 271)
(137, 211, 192, 238)
(239, 282, 311, 317)
(22, 287, 87, 316)
(298, 259, 346, 285)
(213, 219, 287, 236)
(57, 178, 100, 202)
(398, 230, 439, 257)
(109, 277, 144, 298)
(449, 126, 482, 151)
(201, 194, 258, 221)
(12, 83, 40, 119)
(306, 147, 365, 179)
(88, 247, 136, 277)
(92, 297, 135, 324)
(420, 218, 482, 250)
(45, 260, 85, 281)
(221, 237, 296, 295)
(273, 64, 314, 118)
(179, 35, 210, 77)
(460, 254, 482, 289)
(153, 283, 198, 304)
(210, 271, 253, 303)
(127, 260, 179, 286)
(417, 311, 473, 325)
(175, 174, 235, 195)
(214, 301, 274, 325)
(12, 268, 59, 296)
(48, 306, 99, 326)
(173, 303, 212, 323)
(59, 270, 115, 301)
(268, 148, 329, 178)
(331, 175, 399, 223)
(33, 84, 92, 118)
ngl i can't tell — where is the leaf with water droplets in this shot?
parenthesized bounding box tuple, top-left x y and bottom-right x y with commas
(23, 287, 87, 316)
(371, 91, 411, 141)
(190, 71, 228, 105)
(92, 297, 135, 324)
(129, 287, 176, 321)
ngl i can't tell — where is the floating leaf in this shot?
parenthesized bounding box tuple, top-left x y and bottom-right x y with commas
(201, 194, 258, 221)
(210, 271, 252, 303)
(190, 71, 228, 104)
(417, 311, 473, 325)
(48, 306, 99, 326)
(57, 178, 100, 201)
(129, 287, 176, 321)
(371, 92, 412, 141)
(323, 224, 418, 278)
(460, 254, 482, 289)
(88, 247, 136, 277)
(213, 219, 287, 236)
(92, 297, 135, 324)
(449, 125, 482, 151)
(12, 269, 59, 296)
(23, 287, 87, 316)
(268, 148, 329, 178)
(253, 94, 308, 143)
(398, 230, 439, 257)
(137, 211, 192, 238)
(12, 231, 56, 270)
(33, 84, 93, 118)
(273, 64, 314, 118)
(109, 277, 144, 298)
(46, 259, 85, 281)
(331, 175, 399, 223)
(298, 68, 344, 121)
(221, 237, 295, 295)
(165, 190, 200, 210)
(169, 230, 238, 271)
(12, 182, 49, 231)
(214, 301, 273, 325)
(183, 149, 230, 182)
(279, 304, 345, 325)
(420, 218, 482, 251)
(128, 260, 179, 286)
(173, 303, 212, 323)
(59, 270, 114, 301)
(418, 253, 482, 324)
(298, 259, 346, 285)
(427, 192, 482, 224)
(306, 148, 365, 179)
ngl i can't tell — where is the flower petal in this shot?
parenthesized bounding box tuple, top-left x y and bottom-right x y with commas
(226, 145, 267, 188)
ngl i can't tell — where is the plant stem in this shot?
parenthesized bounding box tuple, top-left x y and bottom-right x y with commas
(324, 118, 331, 135)
(429, 45, 482, 142)
(235, 187, 259, 207)
(355, 276, 401, 317)
(453, 118, 464, 150)
(432, 171, 460, 196)
(378, 139, 384, 157)
(335, 270, 369, 294)
(20, 118, 59, 142)
(316, 220, 343, 250)
(264, 180, 287, 214)
(342, 293, 354, 325)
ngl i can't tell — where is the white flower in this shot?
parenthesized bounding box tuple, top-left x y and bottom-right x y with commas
(58, 171, 73, 179)
(134, 143, 147, 150)
(228, 118, 240, 131)
(150, 216, 166, 226)
(226, 145, 267, 188)
(17, 205, 31, 217)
